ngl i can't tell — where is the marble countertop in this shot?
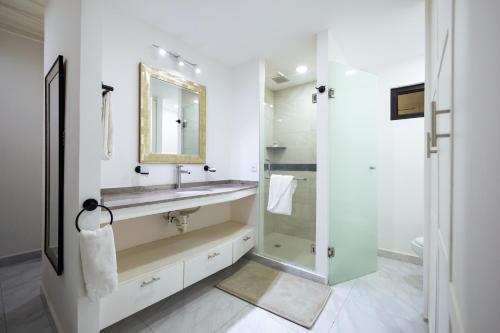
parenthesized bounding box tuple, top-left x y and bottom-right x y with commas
(101, 180, 258, 210)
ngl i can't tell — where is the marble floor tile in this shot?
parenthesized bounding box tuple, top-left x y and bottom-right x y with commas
(138, 288, 248, 333)
(0, 259, 41, 284)
(329, 258, 427, 333)
(102, 315, 153, 333)
(3, 295, 53, 333)
(0, 256, 426, 333)
(215, 305, 298, 333)
(1, 259, 53, 333)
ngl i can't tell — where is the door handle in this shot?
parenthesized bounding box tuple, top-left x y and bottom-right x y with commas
(431, 101, 451, 148)
(427, 132, 438, 158)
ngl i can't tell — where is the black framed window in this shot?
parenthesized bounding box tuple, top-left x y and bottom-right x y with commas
(390, 83, 424, 120)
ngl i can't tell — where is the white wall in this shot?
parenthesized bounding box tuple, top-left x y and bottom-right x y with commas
(452, 0, 500, 331)
(42, 0, 103, 332)
(0, 30, 44, 258)
(229, 58, 263, 182)
(101, 6, 236, 188)
(370, 56, 425, 256)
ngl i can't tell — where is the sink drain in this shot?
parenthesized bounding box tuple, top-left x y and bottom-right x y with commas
(274, 244, 281, 248)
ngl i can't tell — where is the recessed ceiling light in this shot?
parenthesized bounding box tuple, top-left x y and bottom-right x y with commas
(158, 48, 167, 56)
(178, 60, 185, 66)
(195, 67, 201, 74)
(296, 65, 308, 74)
(345, 69, 357, 76)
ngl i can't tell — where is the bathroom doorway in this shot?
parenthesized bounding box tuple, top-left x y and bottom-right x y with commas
(259, 59, 317, 271)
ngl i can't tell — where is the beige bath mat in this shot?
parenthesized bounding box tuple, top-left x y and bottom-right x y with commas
(216, 261, 331, 328)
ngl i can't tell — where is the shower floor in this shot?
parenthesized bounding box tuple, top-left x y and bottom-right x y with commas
(262, 232, 315, 270)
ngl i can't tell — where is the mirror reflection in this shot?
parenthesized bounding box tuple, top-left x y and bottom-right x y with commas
(150, 77, 200, 155)
(140, 63, 206, 164)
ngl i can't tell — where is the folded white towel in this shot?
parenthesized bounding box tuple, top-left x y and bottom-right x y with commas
(101, 92, 113, 160)
(79, 225, 118, 301)
(267, 174, 297, 215)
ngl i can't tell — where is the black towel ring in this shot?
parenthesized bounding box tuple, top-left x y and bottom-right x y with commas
(75, 199, 113, 232)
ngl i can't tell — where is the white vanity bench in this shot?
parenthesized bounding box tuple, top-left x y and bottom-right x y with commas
(99, 182, 257, 329)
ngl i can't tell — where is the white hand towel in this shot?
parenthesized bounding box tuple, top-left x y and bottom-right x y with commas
(267, 174, 297, 215)
(79, 225, 118, 301)
(101, 92, 113, 159)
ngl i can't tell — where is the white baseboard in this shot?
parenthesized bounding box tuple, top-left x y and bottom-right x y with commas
(40, 283, 63, 333)
(378, 248, 422, 265)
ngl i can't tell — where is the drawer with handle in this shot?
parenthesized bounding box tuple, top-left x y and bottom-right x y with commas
(233, 229, 255, 263)
(100, 261, 183, 329)
(183, 242, 232, 287)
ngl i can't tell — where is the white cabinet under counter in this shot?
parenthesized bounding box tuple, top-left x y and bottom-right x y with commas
(99, 221, 256, 330)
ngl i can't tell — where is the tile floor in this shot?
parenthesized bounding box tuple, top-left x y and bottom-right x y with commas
(0, 257, 53, 333)
(262, 232, 316, 270)
(0, 256, 427, 333)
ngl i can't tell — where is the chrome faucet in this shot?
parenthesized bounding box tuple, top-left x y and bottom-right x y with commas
(176, 165, 190, 189)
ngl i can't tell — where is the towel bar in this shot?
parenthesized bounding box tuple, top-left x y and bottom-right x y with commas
(75, 198, 113, 232)
(264, 176, 307, 181)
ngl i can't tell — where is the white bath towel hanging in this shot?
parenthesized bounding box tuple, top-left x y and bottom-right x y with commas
(267, 174, 297, 215)
(101, 92, 113, 159)
(79, 225, 118, 301)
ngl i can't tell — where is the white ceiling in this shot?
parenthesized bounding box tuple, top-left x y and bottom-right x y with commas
(1, 0, 423, 78)
(0, 0, 45, 42)
(110, 0, 424, 90)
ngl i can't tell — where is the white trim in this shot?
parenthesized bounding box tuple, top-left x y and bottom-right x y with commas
(378, 248, 422, 265)
(448, 282, 464, 333)
(248, 251, 327, 284)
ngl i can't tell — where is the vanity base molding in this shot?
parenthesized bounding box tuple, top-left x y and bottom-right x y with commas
(99, 221, 255, 329)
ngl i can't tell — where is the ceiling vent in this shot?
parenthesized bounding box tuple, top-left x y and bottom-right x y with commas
(271, 72, 289, 84)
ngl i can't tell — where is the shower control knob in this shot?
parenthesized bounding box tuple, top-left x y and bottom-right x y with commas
(204, 165, 216, 172)
(315, 85, 326, 93)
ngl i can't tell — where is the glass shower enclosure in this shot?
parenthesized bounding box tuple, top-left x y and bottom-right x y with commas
(257, 60, 378, 283)
(259, 81, 317, 271)
(328, 61, 378, 284)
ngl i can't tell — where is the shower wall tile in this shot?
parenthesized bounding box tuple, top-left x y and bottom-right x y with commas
(268, 82, 317, 164)
(263, 88, 275, 148)
(264, 171, 316, 241)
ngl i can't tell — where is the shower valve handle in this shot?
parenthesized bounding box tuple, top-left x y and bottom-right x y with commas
(315, 85, 326, 93)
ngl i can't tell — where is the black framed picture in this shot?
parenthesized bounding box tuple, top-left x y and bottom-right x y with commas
(44, 55, 65, 275)
(390, 83, 424, 120)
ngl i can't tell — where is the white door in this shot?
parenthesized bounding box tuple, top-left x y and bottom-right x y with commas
(426, 0, 457, 331)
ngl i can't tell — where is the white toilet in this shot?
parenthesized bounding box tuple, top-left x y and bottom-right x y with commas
(411, 237, 424, 258)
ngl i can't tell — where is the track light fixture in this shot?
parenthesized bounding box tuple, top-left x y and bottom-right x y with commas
(153, 44, 201, 74)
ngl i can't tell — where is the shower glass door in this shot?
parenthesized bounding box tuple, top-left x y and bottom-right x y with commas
(328, 61, 378, 284)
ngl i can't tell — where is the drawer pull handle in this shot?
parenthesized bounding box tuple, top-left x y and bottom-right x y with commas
(208, 252, 220, 259)
(140, 276, 160, 287)
(243, 236, 252, 241)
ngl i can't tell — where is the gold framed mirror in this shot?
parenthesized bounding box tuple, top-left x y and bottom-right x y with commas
(139, 63, 206, 163)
